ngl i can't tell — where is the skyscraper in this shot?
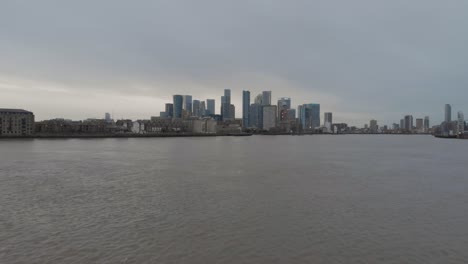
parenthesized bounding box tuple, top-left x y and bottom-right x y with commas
(404, 115, 413, 132)
(424, 116, 430, 132)
(445, 104, 452, 123)
(416, 118, 423, 131)
(324, 112, 333, 132)
(173, 95, 183, 118)
(183, 95, 193, 114)
(458, 111, 465, 136)
(165, 103, 174, 118)
(200, 101, 206, 116)
(230, 104, 236, 119)
(370, 120, 378, 133)
(262, 105, 277, 131)
(254, 93, 263, 105)
(262, 91, 272, 106)
(287, 109, 296, 120)
(310, 104, 321, 129)
(277, 97, 291, 121)
(221, 89, 231, 120)
(249, 104, 261, 129)
(192, 100, 201, 117)
(105, 112, 111, 122)
(206, 99, 215, 116)
(299, 104, 321, 130)
(242, 90, 250, 128)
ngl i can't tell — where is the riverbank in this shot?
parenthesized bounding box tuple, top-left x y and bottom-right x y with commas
(0, 133, 253, 139)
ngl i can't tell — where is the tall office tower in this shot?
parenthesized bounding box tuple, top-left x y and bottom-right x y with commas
(221, 89, 231, 120)
(249, 104, 261, 129)
(254, 93, 263, 105)
(299, 104, 321, 130)
(262, 91, 272, 106)
(298, 105, 304, 128)
(200, 101, 206, 116)
(400, 119, 405, 131)
(404, 115, 413, 132)
(229, 104, 236, 119)
(262, 105, 277, 131)
(458, 111, 465, 135)
(183, 95, 193, 114)
(173, 95, 184, 118)
(310, 104, 321, 129)
(160, 111, 167, 118)
(424, 116, 430, 132)
(206, 99, 215, 116)
(105, 112, 111, 122)
(192, 100, 201, 117)
(324, 112, 333, 132)
(416, 118, 423, 131)
(242, 90, 251, 128)
(370, 119, 378, 133)
(277, 97, 291, 121)
(324, 112, 333, 125)
(165, 103, 174, 118)
(445, 104, 452, 122)
(287, 109, 296, 120)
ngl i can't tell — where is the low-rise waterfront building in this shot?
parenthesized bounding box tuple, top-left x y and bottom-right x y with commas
(0, 109, 35, 136)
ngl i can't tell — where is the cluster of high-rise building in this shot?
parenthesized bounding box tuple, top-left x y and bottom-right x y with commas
(157, 89, 325, 133)
(1, 94, 465, 138)
(435, 104, 466, 137)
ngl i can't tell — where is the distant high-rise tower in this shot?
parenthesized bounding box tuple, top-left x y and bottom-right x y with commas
(183, 95, 193, 114)
(242, 90, 250, 128)
(324, 112, 333, 132)
(262, 105, 277, 131)
(200, 101, 206, 116)
(416, 118, 423, 131)
(404, 115, 413, 132)
(229, 104, 236, 119)
(370, 120, 378, 133)
(105, 112, 111, 122)
(173, 95, 183, 118)
(262, 91, 272, 106)
(254, 93, 263, 105)
(165, 103, 174, 118)
(424, 116, 430, 132)
(277, 97, 291, 121)
(299, 104, 320, 130)
(249, 103, 262, 129)
(458, 111, 465, 136)
(206, 99, 215, 116)
(192, 100, 201, 117)
(445, 104, 452, 123)
(221, 89, 231, 120)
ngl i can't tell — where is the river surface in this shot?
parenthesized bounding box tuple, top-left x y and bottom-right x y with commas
(1, 135, 468, 264)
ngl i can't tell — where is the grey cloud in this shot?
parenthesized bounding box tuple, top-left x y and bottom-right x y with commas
(1, 0, 467, 124)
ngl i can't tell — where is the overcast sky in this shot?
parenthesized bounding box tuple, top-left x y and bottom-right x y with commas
(1, 0, 467, 125)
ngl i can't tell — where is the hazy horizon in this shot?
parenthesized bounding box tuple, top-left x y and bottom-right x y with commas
(1, 1, 467, 126)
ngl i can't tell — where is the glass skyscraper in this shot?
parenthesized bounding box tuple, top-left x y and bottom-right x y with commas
(206, 99, 215, 116)
(173, 95, 183, 118)
(242, 90, 250, 127)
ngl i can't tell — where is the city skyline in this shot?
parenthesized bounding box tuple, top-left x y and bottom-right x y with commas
(2, 88, 463, 129)
(1, 1, 468, 125)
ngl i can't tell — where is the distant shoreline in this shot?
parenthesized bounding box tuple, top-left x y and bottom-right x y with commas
(0, 133, 440, 139)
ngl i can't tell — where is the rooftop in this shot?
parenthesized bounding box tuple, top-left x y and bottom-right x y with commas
(0, 108, 33, 114)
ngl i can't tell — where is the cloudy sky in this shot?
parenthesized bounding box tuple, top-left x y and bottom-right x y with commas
(1, 0, 467, 126)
